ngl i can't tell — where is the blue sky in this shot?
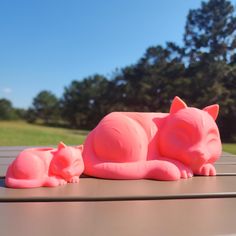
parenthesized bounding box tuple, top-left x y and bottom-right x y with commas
(0, 0, 234, 108)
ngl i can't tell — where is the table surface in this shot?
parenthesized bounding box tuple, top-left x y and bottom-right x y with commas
(1, 146, 236, 236)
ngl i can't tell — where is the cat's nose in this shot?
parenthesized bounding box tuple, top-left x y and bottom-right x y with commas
(190, 150, 207, 165)
(194, 150, 205, 157)
(64, 169, 73, 176)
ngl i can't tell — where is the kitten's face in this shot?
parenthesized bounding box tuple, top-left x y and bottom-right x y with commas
(51, 146, 84, 180)
(159, 107, 222, 171)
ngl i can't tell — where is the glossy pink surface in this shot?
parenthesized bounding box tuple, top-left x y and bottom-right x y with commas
(5, 142, 84, 188)
(83, 97, 222, 180)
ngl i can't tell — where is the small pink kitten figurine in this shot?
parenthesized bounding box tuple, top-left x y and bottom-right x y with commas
(82, 96, 222, 180)
(5, 142, 84, 188)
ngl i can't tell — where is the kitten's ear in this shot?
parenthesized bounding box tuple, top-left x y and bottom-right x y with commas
(203, 104, 219, 120)
(170, 96, 187, 114)
(58, 142, 67, 150)
(76, 145, 83, 152)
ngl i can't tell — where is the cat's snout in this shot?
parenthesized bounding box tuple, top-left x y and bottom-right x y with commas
(190, 150, 208, 166)
(64, 168, 73, 177)
(194, 150, 205, 157)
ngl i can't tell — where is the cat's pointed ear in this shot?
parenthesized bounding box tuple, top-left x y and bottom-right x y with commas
(76, 145, 83, 152)
(170, 96, 187, 114)
(203, 104, 219, 120)
(58, 142, 66, 150)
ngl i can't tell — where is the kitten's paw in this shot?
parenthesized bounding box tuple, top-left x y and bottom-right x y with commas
(171, 160, 193, 179)
(68, 176, 80, 183)
(58, 179, 67, 185)
(180, 168, 193, 179)
(44, 176, 65, 187)
(195, 164, 216, 176)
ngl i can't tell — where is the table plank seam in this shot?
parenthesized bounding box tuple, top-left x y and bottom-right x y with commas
(1, 192, 236, 203)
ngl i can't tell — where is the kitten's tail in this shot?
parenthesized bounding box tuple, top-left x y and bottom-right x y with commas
(5, 164, 44, 188)
(5, 177, 44, 188)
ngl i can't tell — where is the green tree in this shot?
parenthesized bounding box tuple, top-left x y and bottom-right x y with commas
(183, 0, 236, 140)
(27, 90, 60, 124)
(14, 108, 27, 120)
(0, 98, 17, 120)
(58, 0, 236, 141)
(61, 75, 110, 129)
(132, 43, 189, 112)
(184, 0, 236, 63)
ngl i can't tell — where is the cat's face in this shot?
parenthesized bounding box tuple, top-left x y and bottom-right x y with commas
(50, 144, 84, 181)
(159, 97, 222, 172)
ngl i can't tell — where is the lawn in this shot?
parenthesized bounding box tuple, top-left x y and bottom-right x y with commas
(0, 121, 88, 146)
(222, 143, 236, 155)
(0, 121, 236, 155)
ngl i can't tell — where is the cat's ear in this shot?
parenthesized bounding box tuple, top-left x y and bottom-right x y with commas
(76, 145, 83, 152)
(58, 142, 67, 150)
(170, 96, 187, 114)
(203, 104, 219, 120)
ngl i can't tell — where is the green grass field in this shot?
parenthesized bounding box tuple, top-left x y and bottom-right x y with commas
(0, 121, 236, 154)
(0, 121, 88, 146)
(222, 143, 236, 155)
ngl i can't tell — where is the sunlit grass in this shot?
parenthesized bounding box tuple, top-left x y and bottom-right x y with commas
(0, 121, 236, 155)
(0, 121, 88, 146)
(222, 143, 236, 155)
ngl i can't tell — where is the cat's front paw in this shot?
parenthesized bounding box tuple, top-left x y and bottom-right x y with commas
(180, 167, 193, 179)
(58, 179, 67, 185)
(45, 176, 67, 187)
(195, 164, 216, 176)
(68, 176, 80, 183)
(170, 160, 193, 179)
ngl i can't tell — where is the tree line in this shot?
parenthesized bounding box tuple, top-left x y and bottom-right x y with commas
(1, 0, 236, 141)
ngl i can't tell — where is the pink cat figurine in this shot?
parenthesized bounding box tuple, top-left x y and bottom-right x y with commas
(82, 96, 222, 180)
(5, 142, 84, 188)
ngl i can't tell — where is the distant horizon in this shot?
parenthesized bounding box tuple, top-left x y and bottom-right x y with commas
(1, 0, 236, 109)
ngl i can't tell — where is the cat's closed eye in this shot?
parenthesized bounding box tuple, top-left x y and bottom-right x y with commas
(73, 159, 82, 166)
(206, 129, 219, 142)
(207, 136, 218, 143)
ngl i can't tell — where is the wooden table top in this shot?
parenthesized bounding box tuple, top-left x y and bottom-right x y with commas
(1, 146, 236, 235)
